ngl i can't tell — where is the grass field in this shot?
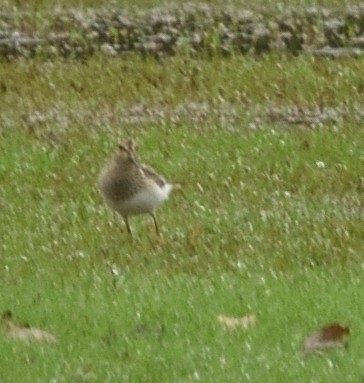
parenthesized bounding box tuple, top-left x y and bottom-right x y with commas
(1, 13, 364, 383)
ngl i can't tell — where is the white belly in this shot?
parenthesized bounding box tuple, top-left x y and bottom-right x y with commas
(114, 183, 173, 216)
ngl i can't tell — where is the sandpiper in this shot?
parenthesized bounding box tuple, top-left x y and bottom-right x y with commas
(98, 139, 180, 237)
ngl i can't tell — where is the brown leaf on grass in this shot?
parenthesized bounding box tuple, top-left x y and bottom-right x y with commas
(218, 314, 257, 330)
(1, 310, 57, 344)
(302, 323, 350, 356)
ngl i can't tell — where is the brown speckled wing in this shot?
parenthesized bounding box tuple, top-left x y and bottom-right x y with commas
(140, 164, 166, 187)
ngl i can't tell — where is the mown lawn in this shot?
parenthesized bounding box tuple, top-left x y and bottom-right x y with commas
(0, 45, 363, 382)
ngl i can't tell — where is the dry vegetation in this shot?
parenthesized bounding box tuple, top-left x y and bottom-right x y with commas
(1, 2, 364, 59)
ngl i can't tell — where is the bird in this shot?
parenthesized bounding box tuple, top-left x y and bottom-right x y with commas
(98, 139, 180, 237)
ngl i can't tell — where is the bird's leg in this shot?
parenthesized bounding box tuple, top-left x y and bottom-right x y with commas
(123, 216, 133, 238)
(150, 213, 160, 237)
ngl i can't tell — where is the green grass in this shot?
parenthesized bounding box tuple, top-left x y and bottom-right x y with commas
(1, 269, 364, 382)
(1, 51, 364, 381)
